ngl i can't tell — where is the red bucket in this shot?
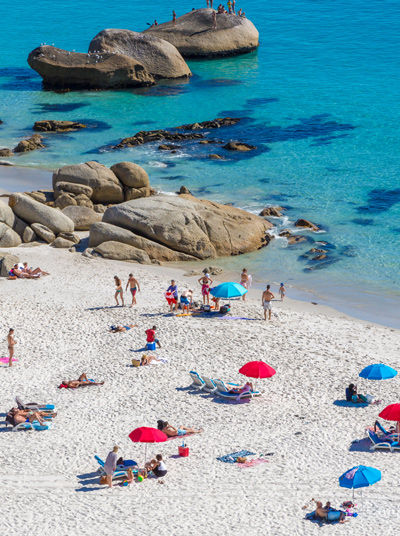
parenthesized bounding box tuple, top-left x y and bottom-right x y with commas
(178, 446, 189, 457)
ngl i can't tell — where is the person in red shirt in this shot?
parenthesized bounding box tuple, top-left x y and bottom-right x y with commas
(145, 326, 161, 348)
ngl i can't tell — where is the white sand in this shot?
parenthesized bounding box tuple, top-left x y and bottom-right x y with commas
(0, 245, 399, 535)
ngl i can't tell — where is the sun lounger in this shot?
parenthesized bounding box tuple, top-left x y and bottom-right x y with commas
(15, 397, 55, 412)
(375, 421, 392, 436)
(12, 420, 51, 431)
(94, 455, 137, 479)
(202, 377, 240, 392)
(213, 379, 261, 399)
(189, 371, 206, 390)
(367, 429, 394, 451)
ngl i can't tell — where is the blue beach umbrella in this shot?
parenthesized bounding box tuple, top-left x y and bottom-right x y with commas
(339, 465, 381, 502)
(359, 364, 397, 380)
(210, 282, 247, 299)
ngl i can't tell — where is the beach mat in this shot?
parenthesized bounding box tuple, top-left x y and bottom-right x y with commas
(217, 450, 255, 463)
(0, 357, 18, 363)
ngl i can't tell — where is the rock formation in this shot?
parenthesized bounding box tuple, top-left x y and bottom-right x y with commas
(28, 45, 154, 90)
(13, 134, 45, 153)
(100, 194, 272, 260)
(144, 9, 259, 58)
(33, 120, 87, 132)
(89, 29, 191, 80)
(62, 206, 102, 231)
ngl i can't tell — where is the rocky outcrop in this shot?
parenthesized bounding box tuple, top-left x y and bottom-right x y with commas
(52, 161, 124, 204)
(9, 193, 74, 234)
(112, 130, 204, 150)
(144, 9, 259, 58)
(89, 221, 196, 262)
(223, 141, 256, 151)
(28, 45, 154, 90)
(0, 223, 22, 247)
(89, 29, 191, 80)
(110, 162, 150, 188)
(0, 253, 19, 277)
(295, 219, 320, 232)
(62, 206, 102, 231)
(177, 117, 240, 130)
(31, 223, 56, 243)
(94, 241, 151, 263)
(259, 206, 284, 217)
(13, 134, 45, 153)
(101, 194, 272, 260)
(33, 120, 87, 132)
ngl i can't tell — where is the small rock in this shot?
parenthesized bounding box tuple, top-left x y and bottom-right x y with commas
(13, 134, 45, 153)
(110, 162, 150, 189)
(209, 154, 222, 160)
(74, 193, 94, 209)
(0, 223, 22, 247)
(124, 186, 151, 201)
(26, 191, 47, 204)
(50, 237, 75, 248)
(33, 120, 87, 132)
(19, 241, 43, 247)
(259, 206, 284, 217)
(287, 235, 307, 245)
(55, 192, 77, 210)
(279, 229, 291, 238)
(62, 205, 102, 231)
(0, 148, 13, 157)
(294, 218, 320, 231)
(223, 141, 256, 152)
(31, 222, 56, 243)
(312, 254, 327, 261)
(58, 232, 80, 244)
(93, 204, 107, 214)
(178, 186, 192, 195)
(158, 144, 181, 150)
(94, 241, 151, 264)
(54, 181, 93, 199)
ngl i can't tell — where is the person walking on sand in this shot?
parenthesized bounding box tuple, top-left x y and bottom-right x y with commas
(104, 446, 119, 488)
(262, 285, 275, 321)
(7, 328, 16, 367)
(279, 282, 286, 301)
(212, 10, 217, 30)
(114, 276, 124, 307)
(126, 273, 140, 307)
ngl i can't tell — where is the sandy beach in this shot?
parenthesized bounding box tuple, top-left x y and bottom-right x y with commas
(0, 244, 399, 535)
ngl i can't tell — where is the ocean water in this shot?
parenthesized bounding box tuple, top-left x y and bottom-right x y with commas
(0, 0, 399, 326)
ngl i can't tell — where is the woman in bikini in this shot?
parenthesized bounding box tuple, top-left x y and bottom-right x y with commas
(7, 328, 16, 367)
(157, 420, 203, 437)
(240, 268, 251, 301)
(114, 276, 124, 306)
(198, 275, 213, 305)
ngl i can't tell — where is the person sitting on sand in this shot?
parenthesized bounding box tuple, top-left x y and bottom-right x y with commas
(157, 420, 203, 437)
(346, 383, 367, 403)
(109, 324, 136, 333)
(11, 264, 40, 279)
(146, 326, 161, 348)
(59, 373, 104, 389)
(179, 290, 192, 313)
(229, 381, 254, 394)
(314, 501, 346, 523)
(145, 454, 167, 478)
(22, 262, 49, 276)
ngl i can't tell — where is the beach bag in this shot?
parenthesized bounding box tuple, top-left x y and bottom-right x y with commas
(219, 305, 229, 315)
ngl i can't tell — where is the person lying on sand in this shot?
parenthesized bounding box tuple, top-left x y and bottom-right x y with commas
(22, 262, 49, 276)
(60, 373, 104, 388)
(157, 420, 203, 437)
(8, 407, 56, 426)
(141, 354, 161, 366)
(109, 324, 136, 333)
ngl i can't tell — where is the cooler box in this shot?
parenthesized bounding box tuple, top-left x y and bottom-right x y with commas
(178, 446, 189, 457)
(146, 341, 156, 351)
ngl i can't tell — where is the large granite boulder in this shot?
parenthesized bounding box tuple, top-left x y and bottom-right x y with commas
(144, 9, 259, 58)
(94, 241, 151, 264)
(12, 215, 37, 243)
(54, 181, 93, 199)
(0, 223, 22, 247)
(110, 162, 149, 188)
(89, 29, 191, 80)
(52, 161, 124, 204)
(102, 194, 272, 259)
(31, 223, 56, 243)
(9, 193, 74, 233)
(89, 221, 195, 262)
(0, 253, 19, 277)
(27, 45, 154, 90)
(0, 201, 15, 228)
(62, 205, 102, 231)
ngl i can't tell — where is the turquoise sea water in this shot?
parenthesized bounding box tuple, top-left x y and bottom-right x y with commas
(0, 1, 399, 326)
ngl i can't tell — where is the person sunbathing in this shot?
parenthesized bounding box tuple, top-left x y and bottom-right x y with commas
(22, 262, 49, 276)
(229, 381, 254, 394)
(11, 264, 40, 279)
(109, 324, 136, 333)
(8, 407, 54, 426)
(157, 420, 203, 437)
(60, 373, 104, 388)
(141, 354, 161, 366)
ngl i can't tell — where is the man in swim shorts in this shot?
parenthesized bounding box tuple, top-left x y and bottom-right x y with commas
(126, 273, 140, 307)
(262, 285, 275, 321)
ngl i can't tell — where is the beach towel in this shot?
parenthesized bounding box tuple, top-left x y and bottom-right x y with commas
(217, 450, 256, 463)
(0, 357, 18, 363)
(236, 458, 269, 468)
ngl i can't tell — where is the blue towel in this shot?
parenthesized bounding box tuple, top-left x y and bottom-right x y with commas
(217, 450, 255, 463)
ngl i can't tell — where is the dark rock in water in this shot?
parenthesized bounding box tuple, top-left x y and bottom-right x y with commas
(14, 134, 45, 153)
(209, 154, 222, 160)
(304, 258, 339, 271)
(312, 253, 327, 261)
(300, 247, 328, 260)
(279, 229, 291, 238)
(199, 139, 220, 145)
(357, 188, 400, 214)
(33, 120, 87, 132)
(294, 218, 320, 231)
(177, 117, 241, 130)
(158, 144, 181, 150)
(27, 45, 154, 90)
(259, 206, 284, 217)
(0, 148, 13, 157)
(178, 185, 192, 195)
(112, 129, 204, 149)
(223, 141, 256, 152)
(287, 235, 307, 245)
(144, 8, 259, 58)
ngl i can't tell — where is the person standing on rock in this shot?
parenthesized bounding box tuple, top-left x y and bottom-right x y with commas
(172, 10, 176, 23)
(7, 328, 16, 367)
(227, 0, 232, 13)
(114, 276, 124, 307)
(232, 0, 236, 13)
(126, 273, 140, 307)
(212, 10, 217, 30)
(262, 285, 275, 321)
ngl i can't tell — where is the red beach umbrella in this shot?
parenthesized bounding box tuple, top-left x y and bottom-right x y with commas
(129, 427, 167, 468)
(379, 404, 400, 439)
(239, 361, 276, 379)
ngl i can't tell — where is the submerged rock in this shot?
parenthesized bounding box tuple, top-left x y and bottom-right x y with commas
(89, 29, 191, 80)
(33, 120, 87, 132)
(223, 141, 256, 151)
(144, 9, 259, 58)
(27, 45, 154, 90)
(0, 148, 13, 157)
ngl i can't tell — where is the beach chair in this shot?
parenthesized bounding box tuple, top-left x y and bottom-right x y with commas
(12, 420, 51, 431)
(202, 377, 218, 393)
(213, 379, 262, 400)
(367, 429, 393, 451)
(375, 421, 392, 436)
(15, 397, 55, 412)
(189, 371, 206, 390)
(94, 455, 137, 479)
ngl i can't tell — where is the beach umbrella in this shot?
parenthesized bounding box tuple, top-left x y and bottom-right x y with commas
(339, 465, 381, 505)
(210, 282, 247, 299)
(359, 364, 397, 400)
(379, 404, 400, 440)
(129, 427, 167, 468)
(239, 361, 276, 379)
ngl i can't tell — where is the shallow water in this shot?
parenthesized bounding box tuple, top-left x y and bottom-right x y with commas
(0, 0, 399, 326)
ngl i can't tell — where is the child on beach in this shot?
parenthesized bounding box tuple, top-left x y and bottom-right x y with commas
(125, 273, 140, 307)
(198, 275, 213, 305)
(279, 283, 286, 301)
(7, 328, 16, 367)
(114, 276, 124, 306)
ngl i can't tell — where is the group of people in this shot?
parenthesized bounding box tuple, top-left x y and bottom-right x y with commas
(9, 262, 49, 279)
(206, 0, 245, 16)
(6, 406, 57, 427)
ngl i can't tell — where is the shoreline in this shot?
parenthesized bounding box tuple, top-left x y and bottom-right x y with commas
(0, 164, 398, 331)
